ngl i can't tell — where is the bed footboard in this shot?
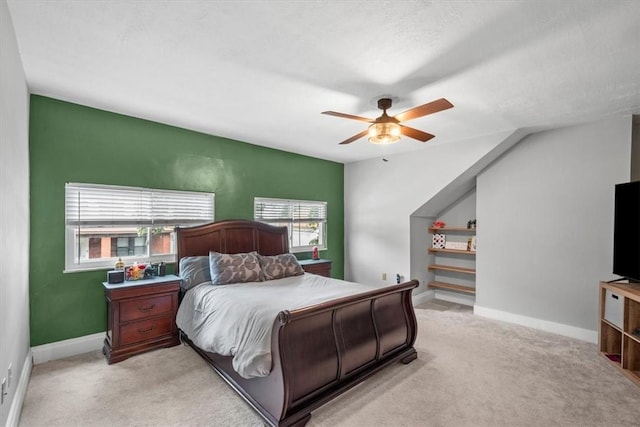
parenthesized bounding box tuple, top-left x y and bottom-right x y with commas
(277, 279, 418, 415)
(191, 279, 419, 426)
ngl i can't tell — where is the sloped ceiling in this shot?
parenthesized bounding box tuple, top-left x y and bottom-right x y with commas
(6, 0, 640, 163)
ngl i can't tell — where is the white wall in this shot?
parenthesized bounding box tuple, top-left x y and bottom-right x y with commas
(0, 1, 31, 424)
(344, 130, 514, 288)
(476, 116, 632, 334)
(435, 189, 477, 231)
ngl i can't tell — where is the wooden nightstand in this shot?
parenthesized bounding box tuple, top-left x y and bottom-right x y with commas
(102, 275, 181, 364)
(298, 259, 332, 277)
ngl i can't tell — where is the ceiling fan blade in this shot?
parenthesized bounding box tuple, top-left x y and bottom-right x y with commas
(322, 111, 373, 123)
(394, 98, 454, 122)
(400, 125, 435, 142)
(339, 130, 369, 145)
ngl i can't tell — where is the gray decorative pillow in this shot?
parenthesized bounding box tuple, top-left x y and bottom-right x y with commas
(258, 253, 304, 281)
(179, 256, 211, 290)
(209, 251, 262, 285)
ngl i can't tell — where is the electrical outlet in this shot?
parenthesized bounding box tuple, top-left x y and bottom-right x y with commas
(1, 378, 6, 405)
(382, 273, 387, 281)
(7, 364, 11, 389)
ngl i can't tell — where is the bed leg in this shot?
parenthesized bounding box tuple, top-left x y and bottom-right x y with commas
(288, 413, 311, 427)
(400, 349, 417, 364)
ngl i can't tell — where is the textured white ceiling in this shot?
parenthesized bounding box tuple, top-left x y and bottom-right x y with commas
(6, 1, 640, 163)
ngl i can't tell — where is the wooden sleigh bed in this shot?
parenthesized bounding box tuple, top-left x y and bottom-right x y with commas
(176, 220, 418, 427)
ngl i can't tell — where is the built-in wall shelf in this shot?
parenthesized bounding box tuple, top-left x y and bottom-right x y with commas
(428, 227, 476, 233)
(428, 222, 477, 299)
(428, 248, 476, 255)
(428, 281, 476, 294)
(428, 264, 476, 275)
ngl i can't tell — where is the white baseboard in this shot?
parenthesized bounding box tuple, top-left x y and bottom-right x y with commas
(435, 290, 475, 307)
(474, 305, 598, 343)
(6, 350, 32, 427)
(412, 289, 434, 306)
(31, 332, 104, 365)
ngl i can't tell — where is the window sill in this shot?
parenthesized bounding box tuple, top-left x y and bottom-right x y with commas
(290, 247, 327, 254)
(64, 259, 175, 274)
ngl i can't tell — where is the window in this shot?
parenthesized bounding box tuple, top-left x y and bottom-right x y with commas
(65, 183, 214, 272)
(254, 197, 327, 253)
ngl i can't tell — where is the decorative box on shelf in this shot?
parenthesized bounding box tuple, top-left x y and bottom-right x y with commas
(444, 241, 467, 251)
(432, 233, 446, 249)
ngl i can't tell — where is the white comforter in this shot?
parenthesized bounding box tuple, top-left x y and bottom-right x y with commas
(176, 273, 377, 379)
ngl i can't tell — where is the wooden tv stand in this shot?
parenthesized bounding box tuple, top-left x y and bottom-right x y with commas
(598, 281, 640, 386)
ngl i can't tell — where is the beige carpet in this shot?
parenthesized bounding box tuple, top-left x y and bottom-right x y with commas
(19, 302, 640, 426)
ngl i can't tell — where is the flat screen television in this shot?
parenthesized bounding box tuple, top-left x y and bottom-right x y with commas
(613, 180, 640, 283)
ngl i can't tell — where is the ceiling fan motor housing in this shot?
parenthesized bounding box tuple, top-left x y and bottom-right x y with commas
(377, 98, 393, 111)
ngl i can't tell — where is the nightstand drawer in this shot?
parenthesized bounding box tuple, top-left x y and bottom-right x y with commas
(120, 294, 173, 322)
(303, 264, 330, 276)
(120, 316, 173, 346)
(299, 259, 332, 277)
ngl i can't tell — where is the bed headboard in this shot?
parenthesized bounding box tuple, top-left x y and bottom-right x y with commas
(175, 220, 289, 272)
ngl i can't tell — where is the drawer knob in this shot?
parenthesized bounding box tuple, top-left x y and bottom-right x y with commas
(137, 325, 155, 335)
(137, 304, 156, 312)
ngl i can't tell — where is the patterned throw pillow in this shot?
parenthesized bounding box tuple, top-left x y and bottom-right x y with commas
(209, 251, 262, 285)
(258, 253, 304, 281)
(179, 256, 212, 290)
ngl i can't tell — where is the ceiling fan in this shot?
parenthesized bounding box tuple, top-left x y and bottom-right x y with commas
(322, 97, 453, 145)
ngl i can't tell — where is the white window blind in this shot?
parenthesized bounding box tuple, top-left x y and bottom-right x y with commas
(64, 183, 214, 272)
(254, 198, 327, 223)
(254, 197, 327, 252)
(65, 183, 214, 227)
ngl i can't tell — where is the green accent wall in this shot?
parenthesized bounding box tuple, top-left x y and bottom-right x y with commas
(29, 95, 344, 346)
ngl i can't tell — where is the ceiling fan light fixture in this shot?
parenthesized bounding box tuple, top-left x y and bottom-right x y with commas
(368, 122, 401, 144)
